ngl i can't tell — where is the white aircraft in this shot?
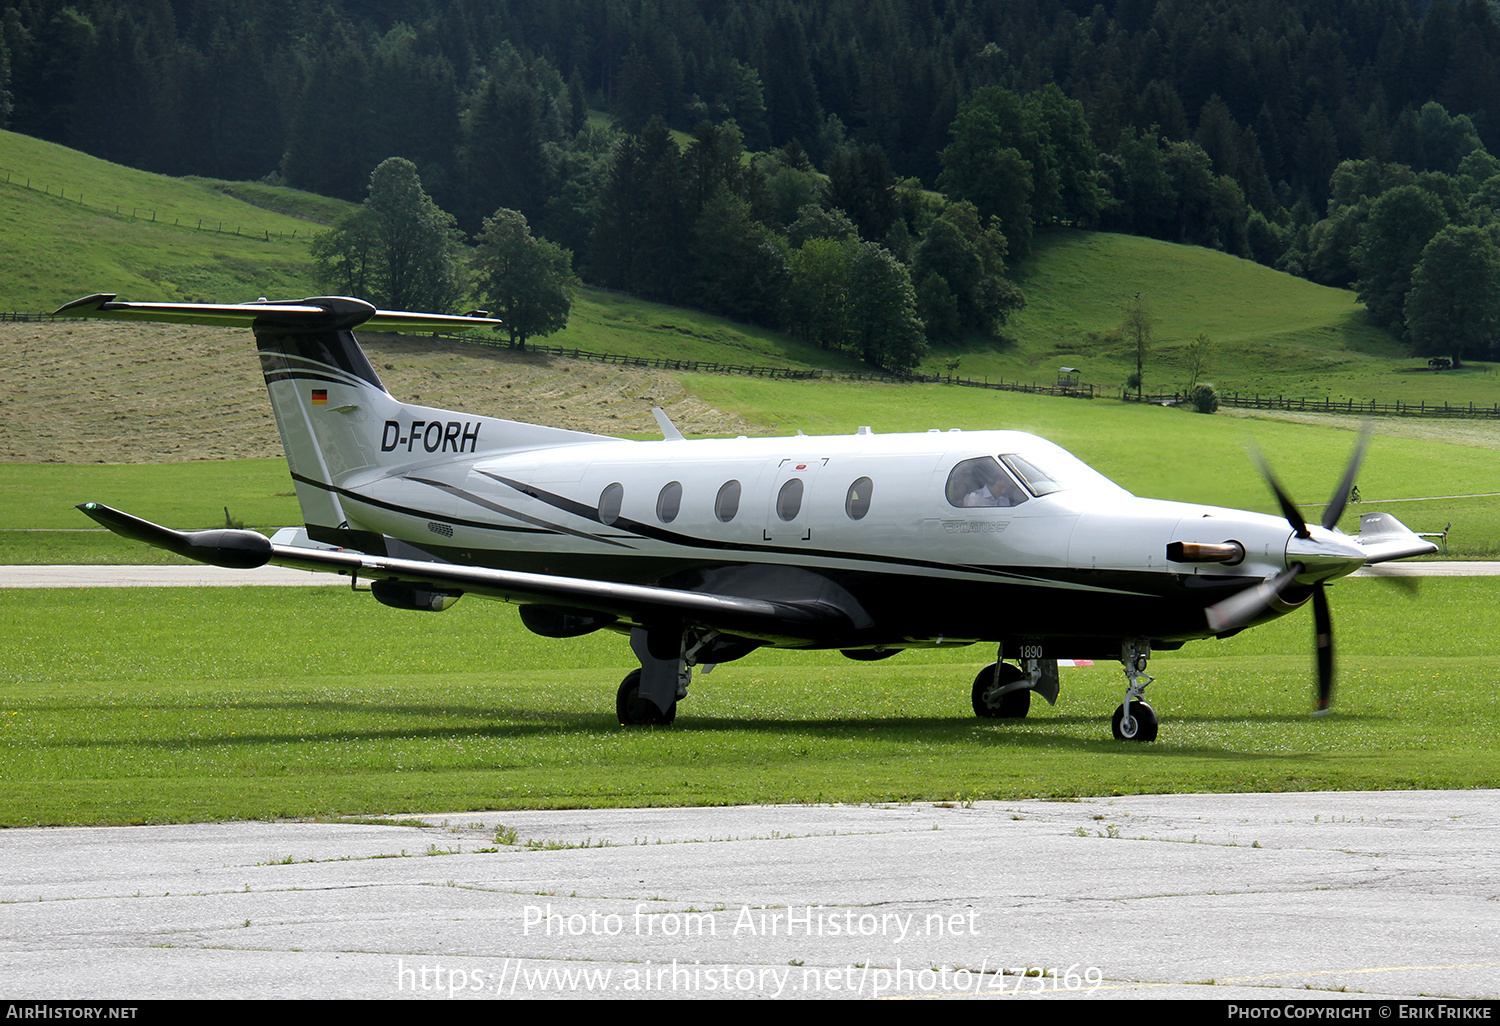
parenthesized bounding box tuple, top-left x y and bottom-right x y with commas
(59, 293, 1438, 741)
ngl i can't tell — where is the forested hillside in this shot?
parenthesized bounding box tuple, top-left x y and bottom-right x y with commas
(6, 0, 1500, 367)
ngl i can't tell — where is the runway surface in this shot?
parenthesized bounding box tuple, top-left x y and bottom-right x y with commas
(2, 792, 1496, 1001)
(3, 561, 1497, 588)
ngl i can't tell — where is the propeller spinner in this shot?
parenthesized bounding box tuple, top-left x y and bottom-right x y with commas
(1204, 430, 1372, 714)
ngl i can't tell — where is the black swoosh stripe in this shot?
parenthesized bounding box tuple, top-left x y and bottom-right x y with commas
(405, 475, 635, 549)
(476, 472, 1145, 594)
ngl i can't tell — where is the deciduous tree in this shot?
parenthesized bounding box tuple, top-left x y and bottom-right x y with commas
(1405, 225, 1500, 366)
(314, 158, 464, 313)
(472, 208, 579, 348)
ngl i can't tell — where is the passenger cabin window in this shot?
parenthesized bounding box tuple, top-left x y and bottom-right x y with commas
(715, 480, 742, 522)
(598, 482, 624, 525)
(656, 481, 682, 523)
(845, 477, 873, 520)
(945, 457, 1028, 508)
(776, 478, 804, 521)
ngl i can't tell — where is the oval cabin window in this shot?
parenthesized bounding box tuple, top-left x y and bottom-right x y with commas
(715, 480, 742, 522)
(657, 481, 683, 523)
(776, 478, 804, 521)
(845, 477, 873, 520)
(598, 482, 624, 525)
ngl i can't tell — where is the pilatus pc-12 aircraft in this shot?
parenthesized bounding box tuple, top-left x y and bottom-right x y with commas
(59, 293, 1438, 741)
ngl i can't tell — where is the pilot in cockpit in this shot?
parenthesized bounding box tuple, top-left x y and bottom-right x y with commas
(960, 457, 1027, 508)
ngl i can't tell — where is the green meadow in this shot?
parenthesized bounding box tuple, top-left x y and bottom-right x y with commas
(0, 577, 1493, 826)
(3, 381, 1493, 563)
(921, 230, 1500, 406)
(0, 128, 333, 307)
(7, 128, 1500, 413)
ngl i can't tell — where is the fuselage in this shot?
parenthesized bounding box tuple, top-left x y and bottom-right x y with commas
(327, 424, 1311, 656)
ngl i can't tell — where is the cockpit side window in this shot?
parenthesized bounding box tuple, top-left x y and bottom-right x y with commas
(945, 457, 1028, 508)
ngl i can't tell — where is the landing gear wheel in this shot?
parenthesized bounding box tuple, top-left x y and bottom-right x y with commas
(616, 670, 677, 726)
(972, 662, 1031, 719)
(1111, 701, 1158, 742)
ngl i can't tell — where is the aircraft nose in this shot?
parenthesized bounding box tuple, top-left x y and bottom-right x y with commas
(1286, 528, 1367, 583)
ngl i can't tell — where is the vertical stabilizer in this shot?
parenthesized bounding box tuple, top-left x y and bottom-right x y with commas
(54, 294, 615, 543)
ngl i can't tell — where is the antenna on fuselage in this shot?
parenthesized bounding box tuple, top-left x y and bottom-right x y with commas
(651, 407, 684, 442)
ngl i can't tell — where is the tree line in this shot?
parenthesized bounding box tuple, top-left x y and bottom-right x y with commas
(9, 0, 1500, 363)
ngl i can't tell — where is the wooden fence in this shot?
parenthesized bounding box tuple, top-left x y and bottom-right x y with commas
(429, 332, 1096, 398)
(1123, 388, 1500, 419)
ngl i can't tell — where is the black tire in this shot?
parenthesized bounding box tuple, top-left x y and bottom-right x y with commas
(972, 662, 1031, 719)
(1110, 700, 1158, 742)
(616, 670, 677, 726)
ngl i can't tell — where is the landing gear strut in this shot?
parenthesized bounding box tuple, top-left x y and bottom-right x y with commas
(1112, 639, 1158, 742)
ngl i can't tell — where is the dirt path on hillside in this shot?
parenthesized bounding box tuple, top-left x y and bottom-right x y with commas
(0, 322, 764, 463)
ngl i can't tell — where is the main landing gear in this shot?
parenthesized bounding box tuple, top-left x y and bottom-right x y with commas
(971, 649, 1061, 720)
(971, 662, 1031, 718)
(1111, 639, 1158, 742)
(616, 669, 677, 725)
(617, 626, 754, 726)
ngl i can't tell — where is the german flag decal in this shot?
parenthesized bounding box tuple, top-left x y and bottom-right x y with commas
(311, 389, 328, 405)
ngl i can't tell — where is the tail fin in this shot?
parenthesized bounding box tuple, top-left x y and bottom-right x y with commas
(56, 294, 609, 541)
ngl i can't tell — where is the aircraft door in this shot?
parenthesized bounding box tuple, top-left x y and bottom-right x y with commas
(762, 457, 825, 542)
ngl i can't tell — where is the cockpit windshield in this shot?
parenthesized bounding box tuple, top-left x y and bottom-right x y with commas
(999, 447, 1128, 497)
(944, 442, 1129, 507)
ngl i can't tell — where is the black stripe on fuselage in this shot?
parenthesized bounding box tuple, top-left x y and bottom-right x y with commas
(473, 470, 1106, 591)
(292, 475, 1247, 644)
(405, 475, 635, 549)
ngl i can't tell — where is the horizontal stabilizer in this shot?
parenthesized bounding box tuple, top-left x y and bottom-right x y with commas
(1353, 511, 1440, 564)
(53, 294, 504, 334)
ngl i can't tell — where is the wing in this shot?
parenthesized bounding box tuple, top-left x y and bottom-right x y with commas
(77, 503, 856, 645)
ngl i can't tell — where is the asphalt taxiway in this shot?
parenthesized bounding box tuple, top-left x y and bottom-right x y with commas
(1, 791, 1496, 1000)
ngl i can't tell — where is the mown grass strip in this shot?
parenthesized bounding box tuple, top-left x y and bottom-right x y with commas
(1, 580, 1493, 825)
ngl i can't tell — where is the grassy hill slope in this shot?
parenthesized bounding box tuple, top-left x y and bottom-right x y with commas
(0, 129, 336, 307)
(923, 230, 1498, 405)
(4, 130, 1496, 403)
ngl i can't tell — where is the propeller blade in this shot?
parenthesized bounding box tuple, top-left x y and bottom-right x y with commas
(1312, 584, 1334, 714)
(1250, 445, 1311, 539)
(1205, 563, 1303, 633)
(1321, 427, 1372, 531)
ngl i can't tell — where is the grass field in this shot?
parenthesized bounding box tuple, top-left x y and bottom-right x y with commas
(0, 577, 1493, 826)
(4, 133, 1497, 826)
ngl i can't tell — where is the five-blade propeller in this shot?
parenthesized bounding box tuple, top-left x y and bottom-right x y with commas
(1204, 429, 1372, 714)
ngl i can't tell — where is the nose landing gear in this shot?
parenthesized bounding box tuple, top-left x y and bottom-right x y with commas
(1112, 640, 1158, 741)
